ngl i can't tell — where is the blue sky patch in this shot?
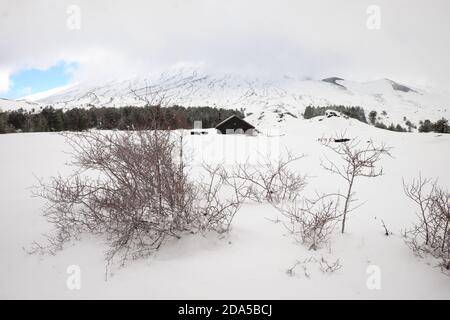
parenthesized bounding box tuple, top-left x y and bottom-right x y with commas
(4, 62, 77, 99)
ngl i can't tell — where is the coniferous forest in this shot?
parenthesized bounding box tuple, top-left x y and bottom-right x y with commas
(0, 105, 245, 133)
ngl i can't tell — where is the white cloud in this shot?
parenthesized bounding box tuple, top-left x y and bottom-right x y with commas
(1, 0, 450, 89)
(0, 71, 11, 94)
(18, 86, 32, 96)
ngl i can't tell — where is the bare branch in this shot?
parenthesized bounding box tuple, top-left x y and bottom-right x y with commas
(320, 135, 391, 233)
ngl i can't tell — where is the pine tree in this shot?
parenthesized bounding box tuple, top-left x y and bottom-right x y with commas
(369, 110, 377, 125)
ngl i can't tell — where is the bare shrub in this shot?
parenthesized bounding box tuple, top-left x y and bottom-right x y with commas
(403, 176, 449, 272)
(227, 149, 341, 251)
(33, 129, 243, 265)
(318, 257, 342, 273)
(276, 194, 341, 250)
(195, 163, 246, 234)
(229, 151, 307, 203)
(286, 256, 342, 277)
(320, 137, 391, 233)
(286, 259, 310, 278)
(380, 219, 392, 236)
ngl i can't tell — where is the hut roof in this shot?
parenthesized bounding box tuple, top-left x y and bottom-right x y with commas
(215, 115, 255, 130)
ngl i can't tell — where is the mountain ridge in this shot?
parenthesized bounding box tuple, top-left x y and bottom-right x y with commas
(1, 71, 449, 129)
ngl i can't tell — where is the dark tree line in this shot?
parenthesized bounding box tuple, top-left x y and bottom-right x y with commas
(418, 118, 450, 133)
(375, 117, 449, 134)
(303, 106, 449, 134)
(0, 105, 244, 134)
(370, 110, 412, 132)
(303, 105, 367, 123)
(373, 122, 408, 132)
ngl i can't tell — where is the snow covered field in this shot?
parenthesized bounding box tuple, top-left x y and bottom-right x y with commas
(0, 116, 449, 299)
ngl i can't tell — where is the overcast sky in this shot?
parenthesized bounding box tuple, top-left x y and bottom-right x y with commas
(1, 0, 450, 96)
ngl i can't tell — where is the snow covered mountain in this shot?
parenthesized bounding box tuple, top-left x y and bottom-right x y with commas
(2, 70, 449, 129)
(0, 98, 39, 111)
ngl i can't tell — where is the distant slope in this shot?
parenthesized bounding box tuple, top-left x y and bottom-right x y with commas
(4, 70, 450, 129)
(18, 83, 79, 102)
(0, 98, 39, 112)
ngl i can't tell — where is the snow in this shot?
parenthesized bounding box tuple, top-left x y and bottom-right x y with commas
(18, 83, 79, 102)
(0, 117, 449, 299)
(3, 70, 450, 128)
(0, 98, 39, 112)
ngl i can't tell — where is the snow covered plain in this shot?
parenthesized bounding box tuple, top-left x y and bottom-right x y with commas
(0, 116, 449, 299)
